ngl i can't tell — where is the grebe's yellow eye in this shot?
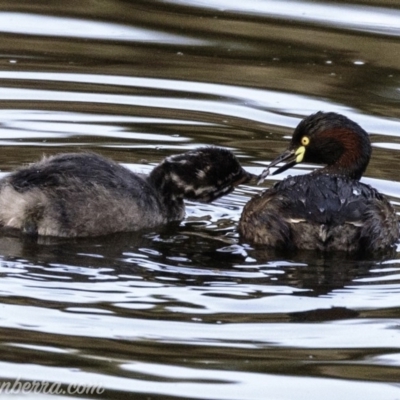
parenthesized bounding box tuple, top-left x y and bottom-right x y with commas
(301, 136, 310, 146)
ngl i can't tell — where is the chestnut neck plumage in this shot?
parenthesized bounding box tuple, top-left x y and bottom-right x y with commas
(298, 113, 372, 180)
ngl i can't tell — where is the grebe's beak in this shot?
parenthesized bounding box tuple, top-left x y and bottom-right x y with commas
(257, 146, 305, 184)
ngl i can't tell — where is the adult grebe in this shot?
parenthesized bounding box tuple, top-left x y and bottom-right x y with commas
(239, 112, 399, 253)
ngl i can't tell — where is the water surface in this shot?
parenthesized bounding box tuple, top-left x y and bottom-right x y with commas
(0, 1, 399, 399)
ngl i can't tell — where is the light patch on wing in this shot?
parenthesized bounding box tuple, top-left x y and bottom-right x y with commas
(170, 172, 211, 194)
(38, 225, 65, 237)
(287, 218, 306, 223)
(319, 225, 328, 242)
(203, 185, 231, 199)
(196, 169, 206, 179)
(348, 220, 363, 227)
(0, 184, 46, 229)
(169, 172, 186, 187)
(168, 170, 238, 201)
(165, 156, 189, 166)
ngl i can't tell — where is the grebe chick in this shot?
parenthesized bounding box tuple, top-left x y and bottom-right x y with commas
(239, 112, 399, 253)
(0, 147, 253, 237)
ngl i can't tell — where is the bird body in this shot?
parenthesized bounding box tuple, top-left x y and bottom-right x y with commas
(0, 148, 251, 237)
(239, 112, 399, 253)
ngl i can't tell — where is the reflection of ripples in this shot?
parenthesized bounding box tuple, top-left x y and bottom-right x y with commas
(163, 0, 400, 36)
(0, 12, 206, 44)
(1, 249, 400, 332)
(1, 71, 400, 134)
(1, 231, 400, 317)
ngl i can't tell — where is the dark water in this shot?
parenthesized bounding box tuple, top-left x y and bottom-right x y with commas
(0, 1, 399, 399)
